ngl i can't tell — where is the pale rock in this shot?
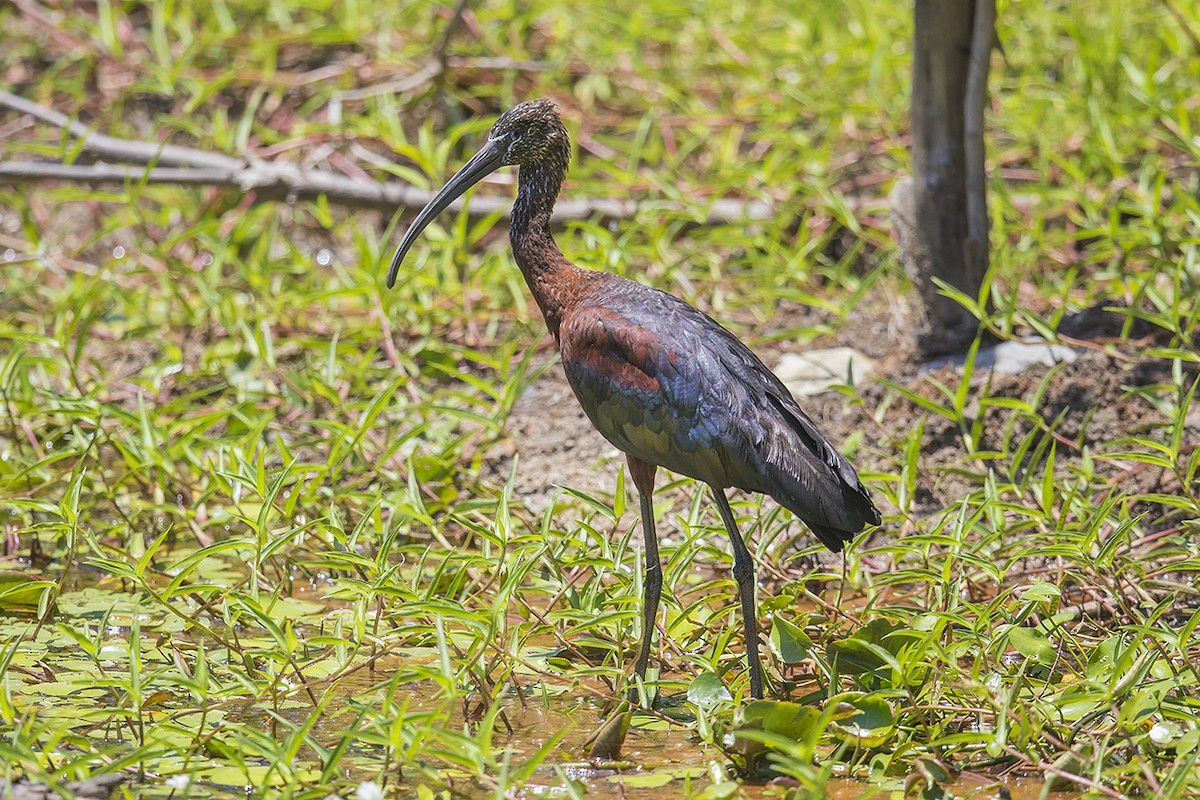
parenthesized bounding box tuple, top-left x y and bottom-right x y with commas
(775, 347, 875, 397)
(921, 340, 1079, 375)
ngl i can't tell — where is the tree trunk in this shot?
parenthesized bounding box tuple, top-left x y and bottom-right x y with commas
(891, 0, 995, 358)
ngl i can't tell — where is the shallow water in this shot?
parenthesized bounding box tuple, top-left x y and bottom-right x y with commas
(5, 566, 1077, 799)
(322, 672, 1075, 800)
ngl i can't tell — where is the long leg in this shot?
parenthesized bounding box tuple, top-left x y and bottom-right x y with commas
(711, 488, 763, 699)
(626, 456, 661, 703)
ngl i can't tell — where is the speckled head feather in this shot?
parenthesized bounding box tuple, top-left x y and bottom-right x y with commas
(488, 98, 570, 170)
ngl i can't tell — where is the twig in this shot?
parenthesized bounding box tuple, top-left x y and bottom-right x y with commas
(0, 89, 774, 223)
(1159, 0, 1200, 55)
(433, 0, 471, 90)
(333, 55, 568, 106)
(1004, 746, 1129, 800)
(0, 88, 237, 170)
(334, 62, 443, 103)
(0, 159, 774, 222)
(0, 158, 437, 208)
(444, 55, 566, 72)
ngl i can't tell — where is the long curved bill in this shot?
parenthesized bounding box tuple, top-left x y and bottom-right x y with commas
(385, 136, 508, 288)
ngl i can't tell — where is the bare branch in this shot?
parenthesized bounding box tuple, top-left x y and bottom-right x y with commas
(0, 159, 447, 210)
(0, 88, 772, 224)
(434, 0, 471, 73)
(444, 55, 566, 72)
(0, 89, 239, 170)
(0, 89, 773, 223)
(334, 62, 443, 103)
(0, 159, 773, 223)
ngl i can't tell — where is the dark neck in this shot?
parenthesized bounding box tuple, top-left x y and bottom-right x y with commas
(509, 155, 592, 340)
(510, 158, 564, 247)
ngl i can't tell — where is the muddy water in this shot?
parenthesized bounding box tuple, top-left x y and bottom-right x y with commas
(332, 672, 1073, 800)
(27, 570, 1073, 800)
(494, 702, 1064, 799)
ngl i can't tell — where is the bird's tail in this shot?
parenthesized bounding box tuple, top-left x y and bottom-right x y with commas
(807, 522, 855, 553)
(760, 391, 881, 552)
(791, 470, 879, 552)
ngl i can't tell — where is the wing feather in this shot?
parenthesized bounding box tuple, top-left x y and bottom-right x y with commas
(558, 276, 879, 545)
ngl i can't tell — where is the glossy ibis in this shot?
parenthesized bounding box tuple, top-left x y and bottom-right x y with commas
(387, 99, 880, 700)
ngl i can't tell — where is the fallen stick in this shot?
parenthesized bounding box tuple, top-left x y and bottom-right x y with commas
(0, 88, 238, 170)
(0, 89, 773, 223)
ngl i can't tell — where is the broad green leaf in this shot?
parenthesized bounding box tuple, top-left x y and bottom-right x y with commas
(770, 615, 813, 664)
(829, 692, 896, 748)
(1006, 626, 1057, 666)
(687, 671, 732, 709)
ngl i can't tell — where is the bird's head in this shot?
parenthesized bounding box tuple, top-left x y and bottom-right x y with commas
(385, 99, 569, 288)
(486, 98, 570, 168)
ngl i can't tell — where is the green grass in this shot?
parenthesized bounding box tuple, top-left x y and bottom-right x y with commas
(1, 1, 1199, 798)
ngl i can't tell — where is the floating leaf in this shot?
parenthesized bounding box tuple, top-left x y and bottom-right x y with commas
(700, 782, 739, 800)
(732, 699, 822, 762)
(260, 596, 326, 622)
(614, 771, 677, 788)
(904, 755, 957, 798)
(586, 706, 631, 761)
(687, 672, 732, 710)
(1056, 691, 1103, 722)
(829, 692, 895, 748)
